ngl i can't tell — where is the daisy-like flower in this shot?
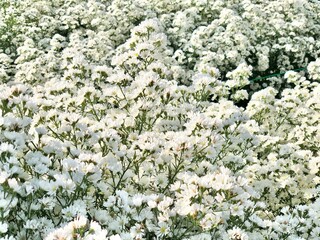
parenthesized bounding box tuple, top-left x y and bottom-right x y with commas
(155, 222, 170, 238)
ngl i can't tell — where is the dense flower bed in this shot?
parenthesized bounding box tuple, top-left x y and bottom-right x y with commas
(1, 0, 320, 239)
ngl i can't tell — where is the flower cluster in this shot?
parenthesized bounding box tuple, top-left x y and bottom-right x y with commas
(1, 0, 320, 240)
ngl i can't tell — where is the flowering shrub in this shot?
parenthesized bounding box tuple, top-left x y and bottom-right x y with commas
(1, 0, 320, 239)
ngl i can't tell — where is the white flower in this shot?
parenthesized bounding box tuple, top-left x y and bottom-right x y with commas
(132, 194, 145, 207)
(307, 59, 320, 81)
(73, 215, 87, 229)
(105, 152, 122, 173)
(109, 235, 122, 240)
(0, 171, 10, 184)
(226, 63, 252, 88)
(24, 219, 41, 230)
(227, 227, 249, 240)
(0, 222, 8, 233)
(7, 178, 20, 192)
(200, 213, 221, 230)
(155, 222, 170, 238)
